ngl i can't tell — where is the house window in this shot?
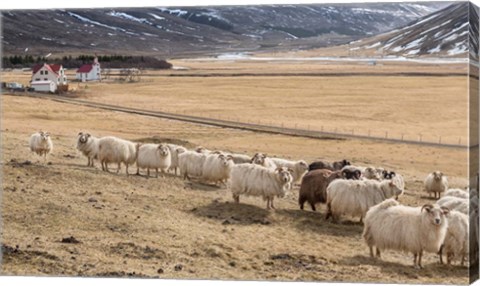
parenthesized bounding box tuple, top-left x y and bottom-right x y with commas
(40, 71, 43, 75)
(45, 71, 48, 75)
(35, 78, 40, 81)
(44, 78, 48, 81)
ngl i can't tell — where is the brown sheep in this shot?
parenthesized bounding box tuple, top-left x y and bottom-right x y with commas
(299, 169, 344, 211)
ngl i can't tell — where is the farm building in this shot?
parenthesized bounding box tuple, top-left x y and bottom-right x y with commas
(31, 63, 68, 92)
(76, 57, 101, 82)
(30, 80, 56, 93)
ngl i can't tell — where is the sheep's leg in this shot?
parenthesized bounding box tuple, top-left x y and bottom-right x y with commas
(461, 254, 465, 266)
(266, 198, 271, 210)
(359, 216, 363, 223)
(270, 197, 276, 209)
(146, 168, 150, 177)
(413, 253, 418, 268)
(418, 251, 423, 268)
(87, 158, 91, 167)
(438, 245, 444, 264)
(369, 247, 374, 258)
(155, 168, 159, 178)
(116, 163, 121, 173)
(174, 167, 178, 176)
(309, 202, 316, 211)
(125, 164, 129, 176)
(376, 248, 381, 258)
(325, 203, 332, 220)
(233, 194, 240, 204)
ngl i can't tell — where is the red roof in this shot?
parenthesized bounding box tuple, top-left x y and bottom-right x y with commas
(77, 64, 93, 73)
(32, 63, 61, 76)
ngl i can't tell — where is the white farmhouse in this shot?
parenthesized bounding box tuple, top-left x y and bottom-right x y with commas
(76, 57, 101, 82)
(31, 63, 67, 92)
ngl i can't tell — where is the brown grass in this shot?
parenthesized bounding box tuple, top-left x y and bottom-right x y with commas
(0, 90, 469, 283)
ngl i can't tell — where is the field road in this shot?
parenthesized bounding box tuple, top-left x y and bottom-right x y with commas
(8, 92, 473, 149)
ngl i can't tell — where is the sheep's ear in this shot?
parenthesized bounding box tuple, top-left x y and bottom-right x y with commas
(212, 150, 222, 154)
(226, 155, 234, 161)
(275, 167, 283, 173)
(86, 133, 91, 137)
(390, 172, 396, 177)
(439, 172, 443, 177)
(78, 132, 83, 136)
(287, 168, 294, 174)
(440, 206, 450, 215)
(44, 132, 50, 137)
(421, 204, 433, 213)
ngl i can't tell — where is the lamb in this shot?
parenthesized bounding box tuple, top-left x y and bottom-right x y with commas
(424, 171, 448, 199)
(326, 175, 404, 222)
(444, 188, 469, 199)
(437, 196, 468, 215)
(299, 169, 344, 211)
(229, 165, 293, 209)
(76, 132, 99, 167)
(251, 153, 276, 170)
(136, 143, 171, 178)
(201, 153, 234, 185)
(167, 144, 187, 175)
(29, 131, 53, 162)
(270, 157, 309, 184)
(97, 136, 140, 175)
(309, 159, 350, 171)
(439, 210, 469, 266)
(362, 199, 449, 268)
(178, 150, 208, 180)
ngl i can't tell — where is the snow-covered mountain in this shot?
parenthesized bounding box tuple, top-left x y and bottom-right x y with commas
(1, 2, 448, 57)
(349, 2, 475, 58)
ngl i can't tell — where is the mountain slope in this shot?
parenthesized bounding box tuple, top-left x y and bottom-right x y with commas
(1, 3, 447, 57)
(347, 2, 472, 58)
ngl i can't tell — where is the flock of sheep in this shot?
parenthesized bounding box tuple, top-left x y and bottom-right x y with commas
(28, 130, 478, 269)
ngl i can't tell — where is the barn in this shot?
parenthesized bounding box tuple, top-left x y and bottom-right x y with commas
(76, 57, 101, 82)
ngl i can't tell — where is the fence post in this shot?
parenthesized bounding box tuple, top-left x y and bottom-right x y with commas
(458, 137, 461, 145)
(439, 136, 442, 144)
(419, 134, 422, 142)
(385, 131, 388, 139)
(368, 130, 371, 137)
(401, 133, 404, 141)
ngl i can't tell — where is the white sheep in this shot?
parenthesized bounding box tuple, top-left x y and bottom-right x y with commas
(178, 150, 208, 180)
(29, 131, 53, 162)
(362, 199, 449, 268)
(97, 136, 140, 175)
(444, 188, 469, 199)
(229, 164, 293, 209)
(439, 210, 469, 266)
(195, 146, 212, 154)
(437, 196, 468, 215)
(270, 157, 308, 184)
(76, 132, 99, 167)
(167, 144, 187, 175)
(251, 153, 276, 169)
(424, 171, 448, 199)
(326, 175, 404, 222)
(201, 153, 235, 185)
(136, 143, 171, 178)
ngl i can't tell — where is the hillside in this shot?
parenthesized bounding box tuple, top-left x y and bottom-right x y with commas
(1, 3, 448, 57)
(346, 2, 473, 58)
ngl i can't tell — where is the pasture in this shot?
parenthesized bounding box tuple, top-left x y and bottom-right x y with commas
(0, 59, 471, 283)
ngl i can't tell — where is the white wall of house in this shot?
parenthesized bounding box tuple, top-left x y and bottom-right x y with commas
(76, 63, 101, 82)
(31, 80, 57, 93)
(31, 65, 67, 86)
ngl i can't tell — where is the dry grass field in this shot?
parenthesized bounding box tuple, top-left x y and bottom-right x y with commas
(0, 58, 472, 283)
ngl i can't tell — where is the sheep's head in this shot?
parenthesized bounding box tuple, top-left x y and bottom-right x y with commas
(386, 175, 404, 200)
(251, 153, 266, 165)
(364, 167, 380, 180)
(77, 132, 90, 144)
(298, 160, 309, 172)
(276, 167, 293, 184)
(40, 131, 50, 142)
(219, 154, 234, 166)
(383, 171, 396, 179)
(342, 159, 351, 167)
(342, 169, 362, 180)
(158, 144, 170, 156)
(421, 204, 449, 226)
(433, 171, 444, 181)
(195, 146, 207, 153)
(176, 147, 187, 154)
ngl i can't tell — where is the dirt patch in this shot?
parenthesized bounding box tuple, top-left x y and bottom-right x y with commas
(109, 242, 167, 260)
(135, 136, 194, 148)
